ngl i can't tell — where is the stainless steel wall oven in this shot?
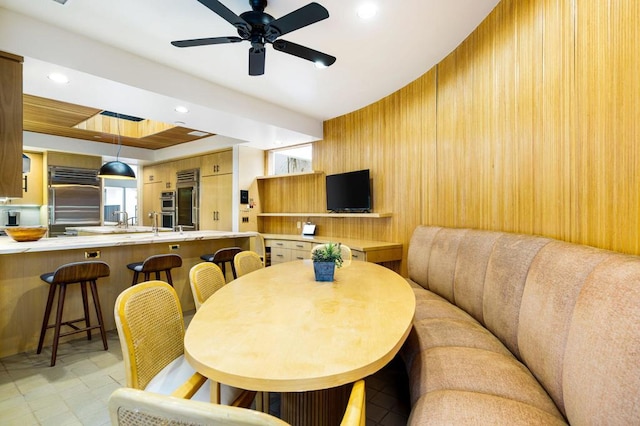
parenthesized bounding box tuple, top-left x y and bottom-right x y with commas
(160, 191, 176, 230)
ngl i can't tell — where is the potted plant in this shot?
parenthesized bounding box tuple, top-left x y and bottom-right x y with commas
(311, 242, 343, 282)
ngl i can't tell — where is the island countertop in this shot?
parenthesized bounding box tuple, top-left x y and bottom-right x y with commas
(0, 230, 257, 255)
(65, 225, 174, 235)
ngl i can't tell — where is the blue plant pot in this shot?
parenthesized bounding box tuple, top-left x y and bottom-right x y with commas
(313, 261, 335, 282)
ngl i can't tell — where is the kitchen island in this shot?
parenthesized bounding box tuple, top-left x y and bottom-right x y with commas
(0, 230, 255, 358)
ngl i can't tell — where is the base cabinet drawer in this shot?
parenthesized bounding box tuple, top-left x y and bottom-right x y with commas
(271, 247, 291, 264)
(351, 249, 366, 261)
(291, 249, 311, 261)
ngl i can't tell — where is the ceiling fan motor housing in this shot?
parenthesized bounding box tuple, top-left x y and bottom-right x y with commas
(172, 0, 336, 75)
(249, 0, 268, 12)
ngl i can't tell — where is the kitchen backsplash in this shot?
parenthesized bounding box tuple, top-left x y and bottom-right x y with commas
(0, 206, 41, 227)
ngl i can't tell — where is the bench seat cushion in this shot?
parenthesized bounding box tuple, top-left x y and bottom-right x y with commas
(409, 390, 568, 426)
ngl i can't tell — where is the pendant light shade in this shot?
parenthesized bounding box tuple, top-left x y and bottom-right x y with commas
(98, 161, 136, 179)
(98, 112, 136, 180)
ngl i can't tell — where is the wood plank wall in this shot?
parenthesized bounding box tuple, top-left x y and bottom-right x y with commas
(260, 0, 640, 275)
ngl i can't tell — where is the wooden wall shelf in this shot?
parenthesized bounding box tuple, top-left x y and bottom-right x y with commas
(257, 171, 323, 180)
(258, 212, 392, 219)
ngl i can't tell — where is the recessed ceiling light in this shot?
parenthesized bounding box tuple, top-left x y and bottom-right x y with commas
(48, 73, 69, 84)
(175, 106, 189, 113)
(174, 121, 186, 126)
(357, 3, 378, 19)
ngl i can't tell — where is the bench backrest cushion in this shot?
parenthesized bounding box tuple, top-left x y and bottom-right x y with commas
(406, 225, 640, 423)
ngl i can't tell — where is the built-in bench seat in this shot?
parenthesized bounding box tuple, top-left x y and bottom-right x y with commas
(401, 226, 640, 425)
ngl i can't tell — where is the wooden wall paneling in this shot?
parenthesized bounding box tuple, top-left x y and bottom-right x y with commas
(491, 0, 521, 234)
(396, 71, 435, 253)
(574, 0, 640, 253)
(264, 0, 640, 273)
(535, 0, 575, 241)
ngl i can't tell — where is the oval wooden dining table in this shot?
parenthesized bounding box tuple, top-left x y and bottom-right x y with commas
(184, 259, 415, 425)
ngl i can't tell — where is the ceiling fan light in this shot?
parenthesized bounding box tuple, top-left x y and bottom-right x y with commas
(98, 161, 136, 180)
(314, 61, 328, 69)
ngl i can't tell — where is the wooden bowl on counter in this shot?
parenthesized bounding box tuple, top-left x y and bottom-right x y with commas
(4, 226, 48, 242)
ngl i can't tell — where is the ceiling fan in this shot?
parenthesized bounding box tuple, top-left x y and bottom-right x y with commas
(171, 0, 336, 76)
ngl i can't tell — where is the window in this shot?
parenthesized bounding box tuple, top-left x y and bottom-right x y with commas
(268, 144, 313, 175)
(103, 178, 138, 225)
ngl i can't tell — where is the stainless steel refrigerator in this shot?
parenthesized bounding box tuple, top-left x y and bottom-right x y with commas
(176, 168, 199, 231)
(48, 166, 101, 236)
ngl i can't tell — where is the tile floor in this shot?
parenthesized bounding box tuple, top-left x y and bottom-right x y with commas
(0, 314, 411, 426)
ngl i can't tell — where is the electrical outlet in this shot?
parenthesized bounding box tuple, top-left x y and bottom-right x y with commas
(242, 217, 249, 223)
(84, 250, 100, 259)
(297, 221, 301, 229)
(169, 244, 180, 251)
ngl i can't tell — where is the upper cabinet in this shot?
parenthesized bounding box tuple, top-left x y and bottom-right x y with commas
(0, 51, 24, 197)
(9, 152, 43, 205)
(201, 150, 232, 176)
(143, 164, 166, 184)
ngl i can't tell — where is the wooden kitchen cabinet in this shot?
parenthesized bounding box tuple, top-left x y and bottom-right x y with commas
(143, 162, 176, 189)
(142, 182, 164, 226)
(201, 150, 232, 176)
(143, 164, 166, 184)
(9, 152, 43, 205)
(264, 235, 402, 265)
(0, 51, 24, 197)
(200, 174, 232, 230)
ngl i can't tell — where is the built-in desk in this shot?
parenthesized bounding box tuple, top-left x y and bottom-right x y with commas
(262, 234, 402, 265)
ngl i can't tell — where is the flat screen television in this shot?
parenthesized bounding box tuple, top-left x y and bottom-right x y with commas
(326, 169, 372, 213)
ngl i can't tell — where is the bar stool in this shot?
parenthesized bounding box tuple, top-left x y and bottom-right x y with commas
(127, 254, 182, 286)
(200, 247, 242, 281)
(37, 261, 110, 366)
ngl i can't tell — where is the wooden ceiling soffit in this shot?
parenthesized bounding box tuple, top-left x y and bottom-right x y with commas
(22, 94, 215, 150)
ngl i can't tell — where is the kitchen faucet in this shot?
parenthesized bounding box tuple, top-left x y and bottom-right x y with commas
(148, 211, 160, 236)
(113, 211, 129, 229)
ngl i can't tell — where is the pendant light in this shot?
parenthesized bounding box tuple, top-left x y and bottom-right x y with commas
(98, 112, 136, 180)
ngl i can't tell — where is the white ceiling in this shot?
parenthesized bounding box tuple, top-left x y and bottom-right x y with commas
(0, 0, 499, 160)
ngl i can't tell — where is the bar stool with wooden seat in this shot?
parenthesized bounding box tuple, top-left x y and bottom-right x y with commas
(127, 254, 182, 286)
(37, 260, 110, 366)
(200, 247, 242, 282)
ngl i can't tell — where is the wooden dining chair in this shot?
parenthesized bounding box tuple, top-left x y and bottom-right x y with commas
(311, 243, 353, 268)
(114, 280, 255, 406)
(189, 262, 226, 311)
(252, 233, 267, 267)
(234, 250, 265, 277)
(109, 387, 288, 426)
(341, 380, 366, 426)
(109, 380, 366, 425)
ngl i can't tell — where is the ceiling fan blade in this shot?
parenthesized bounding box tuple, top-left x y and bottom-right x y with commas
(249, 45, 266, 76)
(264, 2, 329, 42)
(272, 39, 336, 67)
(171, 36, 244, 48)
(197, 0, 251, 37)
